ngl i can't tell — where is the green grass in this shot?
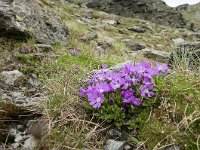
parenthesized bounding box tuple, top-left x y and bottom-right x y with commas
(137, 73, 200, 149)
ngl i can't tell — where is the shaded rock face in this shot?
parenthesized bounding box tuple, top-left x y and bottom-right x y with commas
(0, 0, 68, 44)
(86, 0, 190, 29)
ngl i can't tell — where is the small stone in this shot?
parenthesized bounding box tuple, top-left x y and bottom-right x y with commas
(0, 70, 23, 86)
(102, 19, 118, 25)
(108, 129, 122, 137)
(28, 78, 38, 89)
(165, 145, 180, 150)
(123, 39, 145, 51)
(107, 61, 132, 71)
(11, 143, 20, 149)
(172, 38, 186, 46)
(79, 32, 98, 42)
(98, 39, 114, 49)
(9, 129, 17, 136)
(35, 44, 53, 52)
(23, 135, 39, 150)
(14, 133, 23, 143)
(124, 144, 131, 150)
(127, 26, 146, 33)
(17, 125, 25, 132)
(104, 139, 125, 150)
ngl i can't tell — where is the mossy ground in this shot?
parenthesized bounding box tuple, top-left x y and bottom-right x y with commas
(0, 1, 199, 149)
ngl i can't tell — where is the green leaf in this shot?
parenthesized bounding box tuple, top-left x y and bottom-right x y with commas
(128, 135, 140, 145)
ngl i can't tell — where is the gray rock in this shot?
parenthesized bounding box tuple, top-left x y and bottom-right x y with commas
(11, 143, 20, 149)
(106, 61, 132, 71)
(124, 144, 131, 150)
(102, 19, 117, 25)
(14, 133, 23, 143)
(127, 26, 146, 33)
(108, 129, 122, 137)
(10, 91, 24, 98)
(166, 145, 180, 150)
(9, 129, 17, 136)
(104, 139, 125, 150)
(28, 78, 38, 89)
(84, 10, 93, 19)
(0, 70, 23, 86)
(93, 46, 107, 56)
(172, 38, 186, 46)
(23, 135, 39, 150)
(140, 49, 170, 63)
(98, 39, 114, 49)
(0, 0, 68, 44)
(79, 32, 98, 42)
(123, 39, 145, 51)
(35, 44, 53, 52)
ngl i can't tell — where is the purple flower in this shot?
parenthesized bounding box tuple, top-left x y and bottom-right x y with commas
(102, 64, 108, 69)
(95, 82, 112, 93)
(121, 89, 135, 104)
(121, 89, 142, 106)
(131, 75, 140, 85)
(124, 63, 135, 73)
(143, 80, 154, 90)
(121, 81, 131, 90)
(121, 107, 126, 112)
(105, 72, 116, 81)
(155, 62, 168, 73)
(95, 72, 106, 81)
(110, 74, 124, 90)
(87, 90, 104, 109)
(140, 85, 154, 98)
(70, 49, 80, 56)
(80, 87, 86, 96)
(80, 60, 168, 109)
(131, 97, 142, 106)
(109, 98, 115, 103)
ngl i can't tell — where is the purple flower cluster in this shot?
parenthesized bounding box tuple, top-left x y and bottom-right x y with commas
(80, 61, 168, 109)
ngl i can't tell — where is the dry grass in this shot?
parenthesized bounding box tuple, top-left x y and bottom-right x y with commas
(41, 71, 107, 149)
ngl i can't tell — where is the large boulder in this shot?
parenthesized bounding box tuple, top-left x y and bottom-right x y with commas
(85, 0, 191, 29)
(0, 0, 68, 44)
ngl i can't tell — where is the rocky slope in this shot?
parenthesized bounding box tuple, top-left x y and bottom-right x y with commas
(0, 0, 199, 149)
(177, 2, 200, 30)
(85, 0, 193, 29)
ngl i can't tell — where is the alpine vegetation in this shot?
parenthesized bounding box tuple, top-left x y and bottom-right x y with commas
(80, 61, 168, 128)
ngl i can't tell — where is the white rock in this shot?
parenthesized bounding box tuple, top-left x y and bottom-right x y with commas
(102, 19, 117, 25)
(172, 38, 186, 46)
(23, 135, 39, 150)
(0, 70, 23, 86)
(11, 143, 20, 149)
(14, 133, 23, 143)
(104, 139, 125, 150)
(9, 128, 17, 136)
